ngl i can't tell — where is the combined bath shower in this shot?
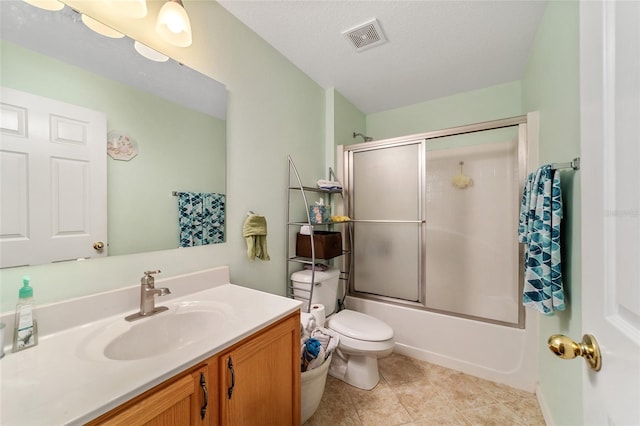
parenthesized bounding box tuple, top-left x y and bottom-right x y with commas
(353, 132, 373, 142)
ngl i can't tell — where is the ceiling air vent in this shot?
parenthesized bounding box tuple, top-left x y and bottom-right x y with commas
(342, 18, 387, 52)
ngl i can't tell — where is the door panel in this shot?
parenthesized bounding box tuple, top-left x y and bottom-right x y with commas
(350, 141, 423, 302)
(581, 1, 640, 424)
(0, 87, 107, 267)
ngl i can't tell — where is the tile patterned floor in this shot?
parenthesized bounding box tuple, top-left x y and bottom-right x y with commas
(305, 353, 546, 426)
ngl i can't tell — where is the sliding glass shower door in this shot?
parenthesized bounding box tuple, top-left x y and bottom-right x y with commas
(343, 117, 526, 327)
(347, 140, 425, 302)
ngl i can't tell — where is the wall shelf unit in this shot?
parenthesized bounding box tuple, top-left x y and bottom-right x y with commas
(286, 155, 351, 313)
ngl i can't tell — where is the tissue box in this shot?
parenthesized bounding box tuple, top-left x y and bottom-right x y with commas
(296, 231, 342, 259)
(308, 205, 331, 224)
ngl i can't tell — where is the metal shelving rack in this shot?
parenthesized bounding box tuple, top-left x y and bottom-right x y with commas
(286, 155, 351, 313)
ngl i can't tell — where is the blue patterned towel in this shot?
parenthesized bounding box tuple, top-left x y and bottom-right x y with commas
(301, 338, 323, 372)
(518, 165, 565, 315)
(177, 192, 225, 247)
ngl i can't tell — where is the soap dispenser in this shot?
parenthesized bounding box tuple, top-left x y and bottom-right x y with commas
(13, 276, 38, 352)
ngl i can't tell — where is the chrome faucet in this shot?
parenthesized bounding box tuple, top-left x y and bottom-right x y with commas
(125, 270, 171, 322)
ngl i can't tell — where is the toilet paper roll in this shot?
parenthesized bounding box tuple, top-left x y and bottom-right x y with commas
(300, 225, 311, 235)
(310, 304, 325, 327)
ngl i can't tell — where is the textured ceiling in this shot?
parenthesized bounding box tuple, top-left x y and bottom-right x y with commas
(218, 0, 548, 114)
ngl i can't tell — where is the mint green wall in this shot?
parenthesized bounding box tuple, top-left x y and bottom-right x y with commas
(204, 4, 325, 295)
(334, 89, 366, 148)
(328, 88, 365, 176)
(366, 81, 522, 140)
(0, 40, 225, 257)
(522, 1, 582, 425)
(0, 2, 324, 311)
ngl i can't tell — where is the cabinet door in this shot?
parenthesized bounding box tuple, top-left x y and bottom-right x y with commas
(90, 364, 210, 426)
(220, 313, 300, 425)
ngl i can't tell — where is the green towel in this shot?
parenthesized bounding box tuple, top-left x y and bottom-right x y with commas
(243, 215, 270, 261)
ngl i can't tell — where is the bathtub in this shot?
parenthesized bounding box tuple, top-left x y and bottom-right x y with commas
(346, 295, 538, 392)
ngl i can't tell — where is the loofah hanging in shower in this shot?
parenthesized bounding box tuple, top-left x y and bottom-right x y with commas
(452, 161, 473, 189)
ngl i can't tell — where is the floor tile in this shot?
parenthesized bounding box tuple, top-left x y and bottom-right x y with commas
(392, 379, 457, 421)
(458, 403, 527, 426)
(413, 412, 472, 426)
(304, 354, 546, 426)
(306, 391, 361, 426)
(482, 380, 536, 403)
(503, 397, 547, 426)
(350, 382, 413, 425)
(417, 360, 461, 385)
(379, 353, 425, 385)
(436, 376, 500, 411)
(324, 375, 355, 396)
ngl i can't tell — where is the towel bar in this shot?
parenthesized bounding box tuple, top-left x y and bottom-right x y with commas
(551, 157, 580, 170)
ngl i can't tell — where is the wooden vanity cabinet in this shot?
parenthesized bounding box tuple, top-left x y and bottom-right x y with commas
(218, 312, 301, 425)
(88, 312, 300, 426)
(87, 363, 213, 426)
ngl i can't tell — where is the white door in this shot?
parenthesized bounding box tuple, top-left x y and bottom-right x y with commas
(580, 1, 640, 425)
(0, 87, 107, 267)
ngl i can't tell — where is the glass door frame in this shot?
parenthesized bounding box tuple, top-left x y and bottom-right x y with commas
(340, 114, 529, 328)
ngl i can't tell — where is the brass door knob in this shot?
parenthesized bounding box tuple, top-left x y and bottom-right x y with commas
(548, 334, 602, 371)
(93, 241, 105, 251)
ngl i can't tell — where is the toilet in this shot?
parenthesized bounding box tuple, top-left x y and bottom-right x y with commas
(291, 268, 394, 390)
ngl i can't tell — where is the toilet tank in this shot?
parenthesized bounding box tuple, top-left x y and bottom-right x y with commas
(290, 268, 340, 315)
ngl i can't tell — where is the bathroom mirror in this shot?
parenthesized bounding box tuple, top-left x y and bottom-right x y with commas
(0, 1, 227, 266)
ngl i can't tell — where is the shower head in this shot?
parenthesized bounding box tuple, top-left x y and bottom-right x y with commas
(353, 132, 373, 142)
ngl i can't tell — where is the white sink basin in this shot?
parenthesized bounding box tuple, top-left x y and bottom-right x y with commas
(84, 300, 234, 361)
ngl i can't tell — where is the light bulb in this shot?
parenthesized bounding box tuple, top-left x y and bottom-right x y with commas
(81, 14, 125, 39)
(166, 15, 185, 34)
(133, 41, 169, 62)
(156, 0, 192, 47)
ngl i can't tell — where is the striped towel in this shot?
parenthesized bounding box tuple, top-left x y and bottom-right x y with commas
(518, 165, 565, 315)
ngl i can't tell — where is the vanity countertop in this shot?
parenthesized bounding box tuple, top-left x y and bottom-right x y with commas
(0, 267, 302, 425)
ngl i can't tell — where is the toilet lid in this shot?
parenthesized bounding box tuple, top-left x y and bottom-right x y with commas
(328, 310, 394, 342)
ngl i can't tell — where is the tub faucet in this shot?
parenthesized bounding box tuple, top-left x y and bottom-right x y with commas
(125, 270, 171, 322)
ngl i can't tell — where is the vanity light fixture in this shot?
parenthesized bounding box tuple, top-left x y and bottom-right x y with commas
(108, 0, 147, 19)
(22, 0, 64, 11)
(134, 40, 169, 62)
(81, 14, 125, 39)
(156, 0, 192, 47)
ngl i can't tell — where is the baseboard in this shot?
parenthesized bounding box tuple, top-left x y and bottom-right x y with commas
(535, 382, 554, 426)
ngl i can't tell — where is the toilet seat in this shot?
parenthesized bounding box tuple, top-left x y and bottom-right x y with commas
(327, 310, 394, 342)
(335, 332, 394, 355)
